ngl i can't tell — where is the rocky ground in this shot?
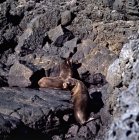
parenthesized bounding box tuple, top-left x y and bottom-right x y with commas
(105, 34, 139, 140)
(0, 0, 139, 139)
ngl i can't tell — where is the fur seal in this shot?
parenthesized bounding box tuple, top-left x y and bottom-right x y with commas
(38, 58, 73, 89)
(63, 78, 95, 125)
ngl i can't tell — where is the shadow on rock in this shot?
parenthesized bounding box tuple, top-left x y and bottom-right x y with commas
(54, 27, 74, 47)
(81, 72, 107, 89)
(90, 91, 104, 113)
(29, 68, 46, 88)
(42, 108, 76, 138)
(8, 126, 52, 140)
(45, 64, 60, 77)
(72, 63, 82, 80)
(0, 76, 8, 87)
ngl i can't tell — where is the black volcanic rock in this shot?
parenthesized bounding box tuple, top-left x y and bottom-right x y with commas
(60, 37, 78, 58)
(73, 39, 117, 77)
(1, 0, 139, 139)
(0, 86, 110, 140)
(8, 61, 33, 87)
(54, 28, 74, 47)
(15, 9, 61, 56)
(8, 60, 46, 88)
(0, 76, 8, 87)
(0, 87, 72, 139)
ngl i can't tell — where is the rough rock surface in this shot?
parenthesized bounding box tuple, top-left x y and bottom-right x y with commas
(0, 87, 72, 139)
(0, 86, 110, 140)
(106, 34, 139, 112)
(73, 39, 117, 76)
(66, 0, 139, 55)
(48, 25, 64, 43)
(8, 61, 33, 87)
(1, 0, 139, 139)
(0, 0, 139, 77)
(61, 10, 72, 26)
(105, 34, 139, 140)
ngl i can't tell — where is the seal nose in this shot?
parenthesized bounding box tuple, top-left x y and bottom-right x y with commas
(63, 83, 67, 89)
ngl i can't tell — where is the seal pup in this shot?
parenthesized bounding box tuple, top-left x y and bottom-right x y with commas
(63, 78, 95, 125)
(38, 58, 73, 89)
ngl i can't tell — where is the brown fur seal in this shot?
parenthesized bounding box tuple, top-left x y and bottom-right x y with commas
(38, 58, 73, 89)
(63, 78, 95, 125)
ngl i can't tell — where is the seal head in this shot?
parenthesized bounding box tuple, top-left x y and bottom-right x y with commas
(38, 58, 73, 89)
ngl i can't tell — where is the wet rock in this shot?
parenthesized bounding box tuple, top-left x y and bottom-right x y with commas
(8, 61, 33, 87)
(61, 10, 72, 26)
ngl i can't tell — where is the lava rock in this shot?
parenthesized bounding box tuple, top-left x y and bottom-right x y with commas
(0, 87, 72, 139)
(106, 34, 137, 88)
(61, 10, 72, 26)
(48, 25, 64, 43)
(54, 28, 74, 47)
(106, 80, 139, 140)
(106, 59, 122, 88)
(73, 39, 117, 76)
(60, 37, 78, 58)
(0, 76, 8, 87)
(44, 63, 61, 77)
(105, 34, 139, 140)
(15, 9, 61, 56)
(66, 124, 79, 137)
(8, 61, 33, 87)
(73, 50, 84, 63)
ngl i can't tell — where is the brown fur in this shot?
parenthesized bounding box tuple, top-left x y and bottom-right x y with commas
(63, 78, 95, 125)
(38, 58, 73, 89)
(60, 57, 73, 79)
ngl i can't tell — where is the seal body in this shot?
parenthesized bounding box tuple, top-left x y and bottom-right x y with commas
(38, 77, 64, 89)
(38, 58, 73, 89)
(63, 78, 94, 125)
